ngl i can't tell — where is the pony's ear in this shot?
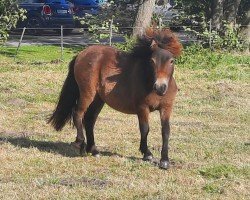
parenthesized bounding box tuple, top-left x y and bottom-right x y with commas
(151, 40, 158, 50)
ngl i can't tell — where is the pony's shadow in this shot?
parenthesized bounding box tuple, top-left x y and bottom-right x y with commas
(0, 136, 142, 161)
(0, 136, 79, 157)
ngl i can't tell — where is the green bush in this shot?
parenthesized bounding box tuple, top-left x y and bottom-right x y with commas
(210, 23, 249, 51)
(168, 0, 249, 51)
(0, 0, 26, 43)
(114, 35, 136, 51)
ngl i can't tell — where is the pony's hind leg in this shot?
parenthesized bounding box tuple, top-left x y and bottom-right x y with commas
(84, 95, 104, 156)
(71, 58, 100, 155)
(71, 93, 95, 155)
(71, 97, 86, 150)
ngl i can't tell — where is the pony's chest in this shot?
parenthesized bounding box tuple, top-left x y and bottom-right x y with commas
(144, 93, 162, 111)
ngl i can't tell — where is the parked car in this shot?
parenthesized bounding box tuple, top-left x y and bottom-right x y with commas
(68, 0, 107, 17)
(17, 0, 75, 34)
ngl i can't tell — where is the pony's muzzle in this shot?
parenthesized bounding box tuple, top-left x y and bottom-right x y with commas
(153, 83, 167, 96)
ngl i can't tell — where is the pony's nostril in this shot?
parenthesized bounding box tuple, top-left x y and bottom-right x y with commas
(153, 83, 167, 95)
(161, 84, 167, 92)
(153, 84, 157, 91)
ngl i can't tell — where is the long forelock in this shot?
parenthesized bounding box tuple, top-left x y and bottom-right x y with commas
(129, 28, 182, 62)
(145, 28, 183, 57)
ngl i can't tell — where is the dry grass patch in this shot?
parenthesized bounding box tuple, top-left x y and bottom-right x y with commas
(0, 46, 249, 199)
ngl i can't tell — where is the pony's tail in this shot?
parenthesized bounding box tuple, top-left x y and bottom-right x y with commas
(48, 56, 79, 131)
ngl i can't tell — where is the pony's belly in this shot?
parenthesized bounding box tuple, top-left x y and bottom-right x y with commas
(98, 82, 137, 114)
(105, 100, 137, 114)
(100, 91, 137, 114)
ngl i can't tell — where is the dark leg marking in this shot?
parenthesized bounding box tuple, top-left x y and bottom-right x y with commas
(138, 109, 153, 162)
(159, 120, 170, 169)
(84, 95, 104, 156)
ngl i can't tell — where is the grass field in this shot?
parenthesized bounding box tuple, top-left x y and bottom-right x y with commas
(0, 45, 249, 199)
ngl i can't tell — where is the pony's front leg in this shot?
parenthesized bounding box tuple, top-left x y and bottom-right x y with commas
(137, 108, 153, 161)
(159, 108, 172, 169)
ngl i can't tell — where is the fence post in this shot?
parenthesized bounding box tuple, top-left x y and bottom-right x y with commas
(60, 25, 64, 61)
(159, 17, 162, 30)
(15, 27, 26, 59)
(209, 19, 212, 49)
(109, 17, 113, 46)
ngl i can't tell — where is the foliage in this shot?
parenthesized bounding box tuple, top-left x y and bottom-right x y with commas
(174, 0, 249, 24)
(171, 0, 249, 51)
(176, 44, 250, 80)
(0, 0, 26, 43)
(236, 0, 249, 24)
(172, 0, 211, 26)
(209, 22, 249, 51)
(183, 21, 248, 51)
(114, 35, 136, 51)
(76, 0, 136, 41)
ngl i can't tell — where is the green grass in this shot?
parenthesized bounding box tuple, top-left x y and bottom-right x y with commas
(177, 44, 250, 81)
(0, 45, 80, 64)
(0, 45, 249, 199)
(199, 164, 249, 179)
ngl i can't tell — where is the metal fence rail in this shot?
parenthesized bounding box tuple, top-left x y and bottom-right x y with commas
(3, 18, 249, 61)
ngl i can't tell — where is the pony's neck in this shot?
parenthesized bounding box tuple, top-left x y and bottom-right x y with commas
(129, 39, 152, 60)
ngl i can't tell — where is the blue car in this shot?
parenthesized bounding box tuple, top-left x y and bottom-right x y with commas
(70, 0, 106, 7)
(69, 0, 107, 17)
(17, 0, 75, 34)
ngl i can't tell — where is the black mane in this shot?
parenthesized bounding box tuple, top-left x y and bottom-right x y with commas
(129, 35, 153, 60)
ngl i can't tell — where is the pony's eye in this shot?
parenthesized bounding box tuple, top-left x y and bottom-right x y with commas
(151, 58, 156, 65)
(170, 59, 174, 65)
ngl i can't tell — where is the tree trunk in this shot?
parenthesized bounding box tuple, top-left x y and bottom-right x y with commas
(211, 0, 225, 30)
(240, 9, 250, 43)
(224, 0, 241, 24)
(133, 0, 156, 36)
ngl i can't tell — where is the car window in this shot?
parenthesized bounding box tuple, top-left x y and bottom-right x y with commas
(45, 0, 66, 3)
(18, 0, 45, 3)
(17, 0, 30, 3)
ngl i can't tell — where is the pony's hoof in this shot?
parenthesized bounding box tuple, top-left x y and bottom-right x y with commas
(159, 160, 170, 170)
(79, 142, 87, 156)
(86, 145, 100, 157)
(93, 153, 100, 158)
(91, 149, 100, 157)
(142, 154, 153, 161)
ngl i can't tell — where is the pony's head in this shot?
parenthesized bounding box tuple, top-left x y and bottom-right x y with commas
(150, 42, 174, 96)
(146, 28, 182, 96)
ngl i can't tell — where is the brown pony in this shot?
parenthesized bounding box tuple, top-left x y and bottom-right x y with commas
(48, 28, 182, 169)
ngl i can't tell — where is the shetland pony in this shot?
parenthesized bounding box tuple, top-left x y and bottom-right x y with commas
(48, 28, 182, 169)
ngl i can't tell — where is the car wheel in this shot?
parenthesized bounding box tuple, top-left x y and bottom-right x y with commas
(26, 17, 42, 35)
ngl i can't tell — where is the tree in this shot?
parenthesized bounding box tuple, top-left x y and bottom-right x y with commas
(237, 0, 250, 42)
(133, 0, 156, 36)
(176, 0, 243, 30)
(211, 0, 242, 29)
(0, 0, 25, 43)
(211, 0, 225, 29)
(224, 0, 242, 24)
